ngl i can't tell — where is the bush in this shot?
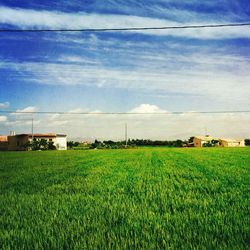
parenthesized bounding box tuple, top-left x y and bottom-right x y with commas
(24, 139, 56, 151)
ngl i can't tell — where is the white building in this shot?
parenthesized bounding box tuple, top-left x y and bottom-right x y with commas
(192, 135, 245, 148)
(7, 133, 67, 151)
(219, 138, 245, 147)
(54, 134, 67, 150)
(193, 135, 217, 147)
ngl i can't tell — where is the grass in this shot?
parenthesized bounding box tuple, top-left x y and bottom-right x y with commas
(0, 147, 249, 249)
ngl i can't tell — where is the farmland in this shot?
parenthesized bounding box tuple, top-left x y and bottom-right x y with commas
(0, 148, 249, 249)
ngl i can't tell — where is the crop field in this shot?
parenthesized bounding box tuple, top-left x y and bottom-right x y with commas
(0, 147, 250, 249)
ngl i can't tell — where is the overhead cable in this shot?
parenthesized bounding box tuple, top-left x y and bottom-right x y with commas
(1, 110, 250, 115)
(0, 23, 250, 32)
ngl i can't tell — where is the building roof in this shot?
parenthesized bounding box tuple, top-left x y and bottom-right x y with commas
(9, 133, 57, 137)
(9, 133, 66, 138)
(56, 134, 67, 137)
(194, 136, 216, 141)
(219, 138, 244, 143)
(29, 133, 57, 137)
(0, 136, 8, 142)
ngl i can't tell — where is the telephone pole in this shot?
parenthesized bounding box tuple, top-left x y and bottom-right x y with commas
(125, 123, 128, 147)
(31, 117, 34, 142)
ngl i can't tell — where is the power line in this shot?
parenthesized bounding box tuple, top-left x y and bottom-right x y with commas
(1, 110, 250, 115)
(0, 23, 250, 32)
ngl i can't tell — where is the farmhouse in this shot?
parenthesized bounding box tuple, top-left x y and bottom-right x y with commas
(192, 135, 246, 147)
(193, 135, 217, 147)
(219, 138, 245, 147)
(7, 133, 67, 151)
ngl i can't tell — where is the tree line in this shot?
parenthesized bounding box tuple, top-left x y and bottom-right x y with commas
(68, 138, 250, 149)
(22, 138, 250, 151)
(67, 139, 187, 149)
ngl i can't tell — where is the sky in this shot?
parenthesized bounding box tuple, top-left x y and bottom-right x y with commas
(0, 0, 250, 140)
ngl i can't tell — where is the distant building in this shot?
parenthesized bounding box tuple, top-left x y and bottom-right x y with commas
(219, 138, 245, 147)
(191, 135, 246, 147)
(0, 136, 8, 151)
(81, 141, 92, 146)
(7, 133, 67, 151)
(193, 135, 216, 147)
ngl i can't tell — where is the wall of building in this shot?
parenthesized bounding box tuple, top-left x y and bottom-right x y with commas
(55, 136, 67, 150)
(8, 135, 29, 151)
(2, 134, 67, 151)
(193, 138, 202, 147)
(0, 136, 8, 151)
(220, 140, 245, 147)
(0, 142, 8, 151)
(31, 136, 56, 143)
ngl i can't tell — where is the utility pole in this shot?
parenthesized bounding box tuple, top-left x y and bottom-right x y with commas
(125, 123, 128, 147)
(31, 117, 34, 142)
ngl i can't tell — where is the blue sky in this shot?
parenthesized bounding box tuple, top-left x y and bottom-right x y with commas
(0, 0, 250, 140)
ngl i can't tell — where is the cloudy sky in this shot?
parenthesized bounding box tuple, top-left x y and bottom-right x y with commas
(0, 0, 250, 140)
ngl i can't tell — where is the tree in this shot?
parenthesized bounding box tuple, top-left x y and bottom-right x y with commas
(24, 141, 32, 151)
(67, 141, 74, 149)
(203, 142, 213, 147)
(67, 141, 80, 149)
(32, 140, 40, 150)
(24, 139, 56, 151)
(103, 140, 115, 145)
(211, 139, 219, 146)
(48, 141, 56, 150)
(188, 136, 195, 143)
(90, 140, 101, 149)
(39, 139, 48, 150)
(174, 139, 184, 147)
(245, 139, 250, 146)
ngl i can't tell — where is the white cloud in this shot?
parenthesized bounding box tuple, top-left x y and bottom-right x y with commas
(4, 119, 40, 127)
(130, 104, 167, 113)
(0, 6, 250, 39)
(45, 108, 103, 128)
(0, 102, 10, 109)
(49, 120, 69, 126)
(58, 55, 99, 65)
(16, 106, 37, 113)
(1, 56, 249, 106)
(10, 106, 38, 117)
(68, 108, 89, 113)
(1, 104, 249, 140)
(0, 6, 175, 30)
(0, 116, 7, 122)
(40, 110, 250, 140)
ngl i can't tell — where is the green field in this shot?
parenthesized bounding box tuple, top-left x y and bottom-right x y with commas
(1, 148, 250, 249)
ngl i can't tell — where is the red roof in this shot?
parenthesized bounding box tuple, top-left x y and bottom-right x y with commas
(28, 133, 57, 137)
(9, 133, 66, 138)
(13, 133, 57, 138)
